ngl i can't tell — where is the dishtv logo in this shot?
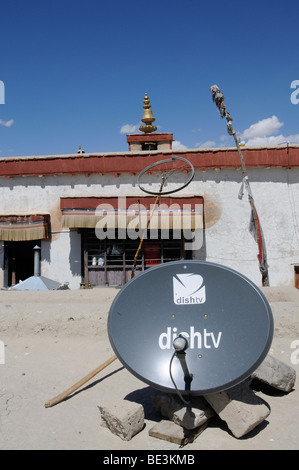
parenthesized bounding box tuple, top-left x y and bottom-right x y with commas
(173, 273, 206, 305)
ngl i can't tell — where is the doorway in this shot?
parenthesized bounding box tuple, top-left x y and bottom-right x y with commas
(4, 240, 39, 287)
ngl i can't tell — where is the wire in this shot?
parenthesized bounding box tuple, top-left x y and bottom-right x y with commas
(169, 351, 191, 405)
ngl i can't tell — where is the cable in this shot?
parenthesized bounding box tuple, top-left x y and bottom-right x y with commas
(169, 351, 191, 405)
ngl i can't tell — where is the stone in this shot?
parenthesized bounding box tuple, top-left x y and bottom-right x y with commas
(251, 354, 296, 392)
(149, 419, 209, 446)
(98, 399, 144, 441)
(152, 392, 214, 429)
(204, 382, 270, 438)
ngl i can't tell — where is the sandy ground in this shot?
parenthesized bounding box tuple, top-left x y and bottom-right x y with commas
(0, 285, 298, 451)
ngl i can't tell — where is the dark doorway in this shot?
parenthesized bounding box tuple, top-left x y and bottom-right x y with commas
(4, 240, 39, 287)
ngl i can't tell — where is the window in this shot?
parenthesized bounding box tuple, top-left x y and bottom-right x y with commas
(141, 142, 158, 151)
(82, 229, 185, 286)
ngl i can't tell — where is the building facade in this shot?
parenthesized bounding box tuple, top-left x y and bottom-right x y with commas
(0, 95, 298, 289)
(0, 138, 298, 289)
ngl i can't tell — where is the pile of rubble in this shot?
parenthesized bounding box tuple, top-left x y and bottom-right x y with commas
(98, 355, 296, 445)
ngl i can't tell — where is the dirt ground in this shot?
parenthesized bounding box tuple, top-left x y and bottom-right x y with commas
(0, 285, 298, 451)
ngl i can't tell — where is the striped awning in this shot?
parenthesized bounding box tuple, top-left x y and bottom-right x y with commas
(0, 214, 50, 241)
(60, 197, 203, 231)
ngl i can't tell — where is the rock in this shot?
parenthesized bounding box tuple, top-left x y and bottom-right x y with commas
(149, 419, 209, 446)
(98, 399, 144, 441)
(204, 382, 271, 438)
(152, 392, 214, 429)
(251, 355, 296, 392)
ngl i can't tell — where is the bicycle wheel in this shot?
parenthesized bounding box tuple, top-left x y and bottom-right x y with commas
(137, 156, 194, 195)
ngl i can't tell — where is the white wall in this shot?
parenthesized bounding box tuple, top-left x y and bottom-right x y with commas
(41, 230, 81, 289)
(193, 167, 299, 287)
(0, 166, 298, 288)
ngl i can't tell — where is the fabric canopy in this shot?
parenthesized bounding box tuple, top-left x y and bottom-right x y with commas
(60, 197, 203, 231)
(0, 214, 50, 241)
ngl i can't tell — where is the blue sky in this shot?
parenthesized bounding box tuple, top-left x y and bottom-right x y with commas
(0, 0, 298, 157)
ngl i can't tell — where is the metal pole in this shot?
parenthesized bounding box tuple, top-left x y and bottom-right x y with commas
(33, 245, 41, 277)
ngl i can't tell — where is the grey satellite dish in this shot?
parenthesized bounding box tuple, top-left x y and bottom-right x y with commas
(108, 261, 273, 396)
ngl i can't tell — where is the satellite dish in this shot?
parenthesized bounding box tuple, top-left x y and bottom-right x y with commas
(108, 261, 273, 396)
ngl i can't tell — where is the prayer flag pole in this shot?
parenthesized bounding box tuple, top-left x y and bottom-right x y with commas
(210, 85, 269, 286)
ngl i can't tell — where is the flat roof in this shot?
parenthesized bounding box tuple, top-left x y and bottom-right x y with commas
(0, 144, 298, 178)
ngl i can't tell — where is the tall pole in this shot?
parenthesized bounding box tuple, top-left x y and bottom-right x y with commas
(210, 85, 269, 286)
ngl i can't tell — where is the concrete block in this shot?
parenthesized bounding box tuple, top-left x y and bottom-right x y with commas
(152, 392, 214, 429)
(98, 399, 144, 441)
(149, 419, 209, 446)
(251, 354, 296, 392)
(204, 382, 270, 438)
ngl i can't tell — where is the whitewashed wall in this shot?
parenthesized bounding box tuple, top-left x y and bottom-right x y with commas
(0, 165, 298, 289)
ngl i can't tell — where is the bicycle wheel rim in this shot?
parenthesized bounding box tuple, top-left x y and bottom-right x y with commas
(137, 156, 194, 195)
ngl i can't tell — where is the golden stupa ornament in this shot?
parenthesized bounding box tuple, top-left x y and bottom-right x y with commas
(139, 93, 157, 133)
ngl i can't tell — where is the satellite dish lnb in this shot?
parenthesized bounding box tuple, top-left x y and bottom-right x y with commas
(108, 261, 273, 396)
(173, 334, 189, 352)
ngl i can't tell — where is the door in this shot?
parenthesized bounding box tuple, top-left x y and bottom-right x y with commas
(4, 240, 38, 287)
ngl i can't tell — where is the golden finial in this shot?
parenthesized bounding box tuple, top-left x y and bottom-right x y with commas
(139, 93, 157, 133)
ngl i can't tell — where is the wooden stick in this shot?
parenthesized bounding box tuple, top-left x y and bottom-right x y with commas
(44, 354, 117, 408)
(130, 193, 161, 279)
(130, 182, 164, 279)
